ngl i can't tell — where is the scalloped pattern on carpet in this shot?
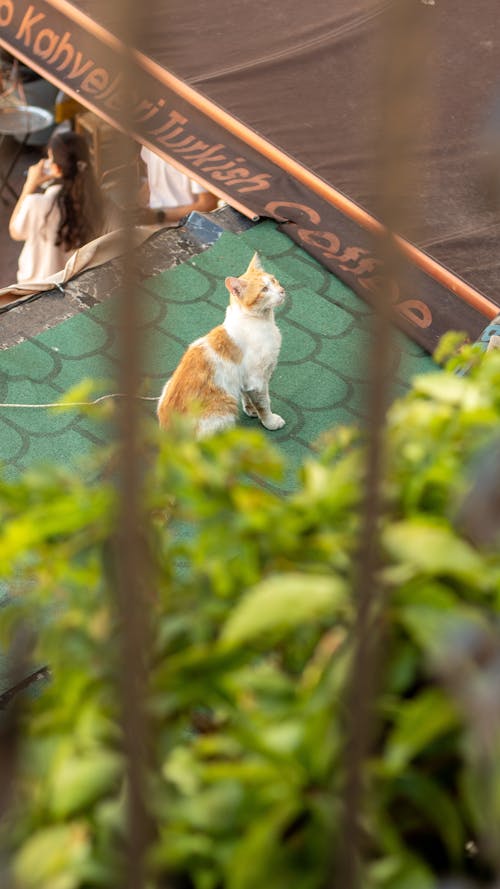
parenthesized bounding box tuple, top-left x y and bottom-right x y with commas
(0, 221, 436, 483)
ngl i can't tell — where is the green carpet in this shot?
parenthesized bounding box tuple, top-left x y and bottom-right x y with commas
(0, 221, 436, 483)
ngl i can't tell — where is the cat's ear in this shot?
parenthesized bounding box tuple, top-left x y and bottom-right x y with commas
(225, 276, 246, 299)
(246, 252, 263, 272)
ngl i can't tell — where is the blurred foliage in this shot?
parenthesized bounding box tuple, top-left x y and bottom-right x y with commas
(1, 337, 500, 889)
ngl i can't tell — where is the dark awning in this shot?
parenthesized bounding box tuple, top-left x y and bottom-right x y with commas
(1, 0, 499, 351)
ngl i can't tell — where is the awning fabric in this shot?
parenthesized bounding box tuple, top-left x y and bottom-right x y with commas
(1, 0, 499, 352)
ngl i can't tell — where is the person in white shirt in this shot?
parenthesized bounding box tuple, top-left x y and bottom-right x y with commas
(9, 130, 104, 284)
(139, 145, 218, 224)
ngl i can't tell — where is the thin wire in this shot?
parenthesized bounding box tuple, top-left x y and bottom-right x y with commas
(0, 394, 159, 409)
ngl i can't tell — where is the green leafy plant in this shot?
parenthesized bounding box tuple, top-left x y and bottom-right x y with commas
(1, 341, 500, 889)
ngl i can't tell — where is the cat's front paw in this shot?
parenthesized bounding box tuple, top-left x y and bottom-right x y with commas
(262, 413, 285, 431)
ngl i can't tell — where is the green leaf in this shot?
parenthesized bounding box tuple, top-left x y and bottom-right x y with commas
(48, 750, 122, 819)
(226, 803, 298, 889)
(384, 689, 459, 775)
(412, 372, 486, 408)
(13, 823, 91, 889)
(369, 853, 435, 889)
(399, 588, 488, 661)
(175, 781, 245, 834)
(0, 488, 113, 574)
(164, 746, 201, 795)
(55, 378, 99, 408)
(383, 518, 483, 580)
(220, 573, 347, 649)
(260, 720, 304, 756)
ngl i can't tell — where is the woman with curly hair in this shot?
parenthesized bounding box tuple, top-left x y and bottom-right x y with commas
(9, 130, 104, 283)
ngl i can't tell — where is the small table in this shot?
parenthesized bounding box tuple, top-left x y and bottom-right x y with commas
(0, 104, 54, 203)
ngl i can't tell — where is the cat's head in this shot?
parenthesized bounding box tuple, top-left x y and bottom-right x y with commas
(225, 252, 286, 314)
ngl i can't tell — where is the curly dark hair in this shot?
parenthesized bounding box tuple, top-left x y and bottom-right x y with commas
(48, 130, 104, 251)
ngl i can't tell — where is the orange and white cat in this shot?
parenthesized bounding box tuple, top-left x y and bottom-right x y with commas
(157, 252, 286, 437)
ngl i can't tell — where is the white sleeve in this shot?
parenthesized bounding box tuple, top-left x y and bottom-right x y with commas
(10, 193, 39, 240)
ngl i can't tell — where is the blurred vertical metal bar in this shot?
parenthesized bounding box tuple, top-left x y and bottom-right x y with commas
(106, 1, 151, 888)
(336, 2, 431, 887)
(0, 632, 31, 817)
